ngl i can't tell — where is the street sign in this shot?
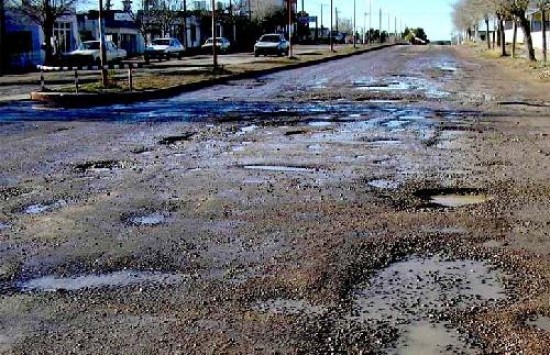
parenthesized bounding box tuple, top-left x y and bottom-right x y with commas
(298, 16, 317, 24)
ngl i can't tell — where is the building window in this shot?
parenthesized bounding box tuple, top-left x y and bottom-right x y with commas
(53, 21, 73, 54)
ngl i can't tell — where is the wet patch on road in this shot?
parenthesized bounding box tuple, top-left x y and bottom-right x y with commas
(414, 188, 491, 208)
(125, 212, 167, 226)
(17, 270, 188, 292)
(157, 132, 196, 145)
(349, 255, 506, 354)
(367, 179, 399, 190)
(526, 315, 550, 332)
(21, 199, 68, 215)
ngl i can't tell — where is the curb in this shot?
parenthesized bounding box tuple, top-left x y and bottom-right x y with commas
(31, 44, 399, 108)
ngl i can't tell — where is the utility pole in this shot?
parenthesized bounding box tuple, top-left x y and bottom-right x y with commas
(183, 0, 188, 48)
(330, 0, 333, 51)
(288, 0, 293, 57)
(378, 7, 381, 42)
(98, 0, 108, 86)
(335, 7, 338, 31)
(248, 0, 252, 20)
(211, 0, 217, 68)
(0, 0, 5, 75)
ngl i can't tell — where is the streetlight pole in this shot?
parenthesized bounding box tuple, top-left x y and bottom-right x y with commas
(288, 0, 293, 57)
(98, 0, 108, 86)
(353, 0, 357, 48)
(211, 0, 217, 68)
(329, 0, 333, 51)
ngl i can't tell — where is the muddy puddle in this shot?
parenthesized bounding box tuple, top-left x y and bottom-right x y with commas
(18, 270, 187, 292)
(368, 179, 399, 190)
(349, 256, 506, 353)
(353, 77, 449, 99)
(22, 200, 67, 215)
(415, 188, 491, 208)
(527, 315, 550, 332)
(430, 194, 491, 208)
(127, 212, 166, 226)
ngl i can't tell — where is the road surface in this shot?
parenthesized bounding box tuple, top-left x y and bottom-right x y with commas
(0, 45, 550, 354)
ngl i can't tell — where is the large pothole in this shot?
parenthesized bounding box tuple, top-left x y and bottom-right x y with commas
(349, 255, 506, 353)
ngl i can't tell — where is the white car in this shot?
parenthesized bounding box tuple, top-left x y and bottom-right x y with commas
(254, 34, 289, 57)
(201, 37, 231, 54)
(144, 38, 185, 62)
(65, 40, 127, 65)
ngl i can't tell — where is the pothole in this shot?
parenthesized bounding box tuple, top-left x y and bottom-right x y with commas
(0, 186, 27, 200)
(0, 222, 10, 231)
(237, 125, 258, 135)
(74, 160, 126, 173)
(126, 212, 166, 226)
(527, 315, 550, 332)
(368, 179, 399, 190)
(307, 121, 333, 127)
(415, 188, 491, 208)
(158, 132, 196, 145)
(253, 298, 326, 315)
(18, 270, 188, 292)
(349, 255, 506, 353)
(242, 165, 318, 173)
(21, 199, 68, 215)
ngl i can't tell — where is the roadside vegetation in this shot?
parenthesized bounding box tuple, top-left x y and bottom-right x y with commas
(452, 0, 550, 62)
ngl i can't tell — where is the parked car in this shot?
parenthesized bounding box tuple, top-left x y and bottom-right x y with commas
(143, 38, 185, 63)
(330, 31, 346, 44)
(254, 34, 289, 57)
(201, 37, 231, 54)
(64, 40, 127, 65)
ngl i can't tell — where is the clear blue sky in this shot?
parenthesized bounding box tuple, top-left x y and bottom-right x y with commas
(302, 0, 456, 41)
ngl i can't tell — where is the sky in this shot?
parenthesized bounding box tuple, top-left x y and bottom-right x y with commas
(303, 0, 456, 41)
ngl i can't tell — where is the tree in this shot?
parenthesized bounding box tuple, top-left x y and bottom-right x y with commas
(537, 0, 550, 62)
(7, 0, 80, 64)
(500, 0, 536, 61)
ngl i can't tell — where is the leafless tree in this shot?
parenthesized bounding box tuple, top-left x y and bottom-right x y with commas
(7, 0, 81, 64)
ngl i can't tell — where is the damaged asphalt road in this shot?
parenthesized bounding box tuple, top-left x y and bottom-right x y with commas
(0, 45, 550, 353)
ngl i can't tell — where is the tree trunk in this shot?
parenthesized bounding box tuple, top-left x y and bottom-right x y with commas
(485, 18, 490, 49)
(500, 18, 506, 56)
(543, 8, 547, 63)
(496, 15, 501, 47)
(492, 19, 496, 49)
(512, 19, 517, 58)
(43, 20, 55, 65)
(183, 0, 188, 48)
(518, 14, 536, 61)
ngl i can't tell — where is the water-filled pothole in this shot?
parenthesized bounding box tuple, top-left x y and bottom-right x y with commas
(0, 222, 10, 230)
(21, 199, 67, 215)
(242, 165, 317, 173)
(415, 188, 490, 208)
(74, 160, 126, 173)
(127, 212, 166, 226)
(527, 315, 550, 332)
(350, 255, 505, 353)
(18, 270, 187, 292)
(158, 132, 196, 145)
(368, 179, 399, 190)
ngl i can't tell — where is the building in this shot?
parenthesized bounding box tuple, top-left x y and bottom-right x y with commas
(2, 7, 78, 71)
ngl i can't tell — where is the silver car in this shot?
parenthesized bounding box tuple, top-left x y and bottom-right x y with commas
(254, 34, 289, 57)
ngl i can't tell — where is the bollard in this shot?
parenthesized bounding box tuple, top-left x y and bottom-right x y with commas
(40, 68, 45, 91)
(128, 67, 133, 92)
(74, 68, 79, 94)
